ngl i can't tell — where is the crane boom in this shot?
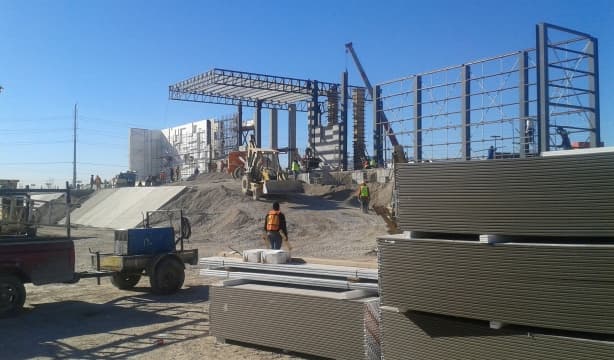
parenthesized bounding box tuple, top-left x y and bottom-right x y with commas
(345, 42, 399, 147)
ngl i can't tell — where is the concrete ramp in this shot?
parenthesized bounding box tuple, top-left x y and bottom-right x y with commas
(66, 186, 186, 229)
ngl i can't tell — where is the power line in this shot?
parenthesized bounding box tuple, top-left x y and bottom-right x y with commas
(0, 161, 126, 167)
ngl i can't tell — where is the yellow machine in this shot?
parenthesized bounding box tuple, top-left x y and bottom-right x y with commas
(240, 142, 299, 200)
(0, 193, 37, 237)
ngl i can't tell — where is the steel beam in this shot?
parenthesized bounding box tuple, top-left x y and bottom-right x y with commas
(270, 109, 278, 149)
(255, 101, 262, 147)
(588, 38, 600, 147)
(288, 104, 296, 168)
(414, 75, 422, 162)
(519, 51, 530, 158)
(341, 71, 349, 170)
(537, 23, 550, 153)
(237, 103, 243, 146)
(373, 85, 383, 165)
(461, 65, 471, 160)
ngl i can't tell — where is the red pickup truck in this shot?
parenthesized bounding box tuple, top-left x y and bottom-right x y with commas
(0, 236, 75, 316)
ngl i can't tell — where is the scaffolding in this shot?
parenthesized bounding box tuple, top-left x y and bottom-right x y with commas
(374, 23, 600, 163)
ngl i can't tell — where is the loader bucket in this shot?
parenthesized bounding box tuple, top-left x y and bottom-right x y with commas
(262, 180, 300, 195)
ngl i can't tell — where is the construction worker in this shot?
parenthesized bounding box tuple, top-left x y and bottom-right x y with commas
(488, 146, 495, 159)
(291, 159, 301, 180)
(94, 175, 102, 190)
(556, 126, 572, 150)
(370, 157, 377, 168)
(264, 202, 287, 250)
(357, 181, 370, 214)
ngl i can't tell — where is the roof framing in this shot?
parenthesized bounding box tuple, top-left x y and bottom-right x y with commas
(169, 68, 344, 112)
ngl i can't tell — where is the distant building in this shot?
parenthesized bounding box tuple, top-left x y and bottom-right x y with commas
(129, 115, 241, 180)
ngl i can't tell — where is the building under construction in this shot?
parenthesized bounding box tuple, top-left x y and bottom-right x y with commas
(129, 114, 250, 180)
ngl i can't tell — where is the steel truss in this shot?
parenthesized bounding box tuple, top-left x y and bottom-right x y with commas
(169, 68, 346, 112)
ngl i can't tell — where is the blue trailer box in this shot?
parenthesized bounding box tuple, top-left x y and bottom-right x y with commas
(114, 227, 175, 255)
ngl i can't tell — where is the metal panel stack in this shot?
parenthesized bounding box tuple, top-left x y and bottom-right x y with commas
(380, 150, 614, 359)
(200, 256, 378, 291)
(395, 150, 614, 237)
(381, 310, 614, 360)
(210, 282, 380, 360)
(202, 256, 381, 359)
(378, 238, 614, 334)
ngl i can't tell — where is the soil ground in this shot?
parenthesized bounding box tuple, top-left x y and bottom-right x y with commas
(0, 173, 392, 359)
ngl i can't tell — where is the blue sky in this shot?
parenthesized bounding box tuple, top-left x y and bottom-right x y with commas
(1, 0, 612, 186)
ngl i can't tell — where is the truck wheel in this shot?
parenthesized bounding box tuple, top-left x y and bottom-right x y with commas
(111, 272, 141, 290)
(0, 275, 26, 317)
(149, 257, 185, 295)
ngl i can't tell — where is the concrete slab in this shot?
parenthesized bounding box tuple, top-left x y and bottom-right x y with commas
(65, 186, 186, 229)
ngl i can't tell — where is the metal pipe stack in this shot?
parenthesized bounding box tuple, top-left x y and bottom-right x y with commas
(380, 149, 614, 359)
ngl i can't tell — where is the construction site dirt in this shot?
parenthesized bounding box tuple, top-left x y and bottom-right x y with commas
(0, 172, 390, 359)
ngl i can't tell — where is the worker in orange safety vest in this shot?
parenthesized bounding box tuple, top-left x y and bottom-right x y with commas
(264, 202, 288, 250)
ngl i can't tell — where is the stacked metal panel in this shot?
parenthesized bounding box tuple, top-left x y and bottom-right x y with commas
(395, 151, 614, 237)
(210, 283, 380, 360)
(381, 310, 614, 360)
(381, 151, 614, 358)
(378, 236, 614, 334)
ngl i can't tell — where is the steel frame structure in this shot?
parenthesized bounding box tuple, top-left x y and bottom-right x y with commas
(169, 68, 343, 112)
(537, 23, 600, 152)
(375, 23, 600, 163)
(170, 68, 366, 170)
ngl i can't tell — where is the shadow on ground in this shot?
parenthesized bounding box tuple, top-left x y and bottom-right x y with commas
(0, 285, 210, 359)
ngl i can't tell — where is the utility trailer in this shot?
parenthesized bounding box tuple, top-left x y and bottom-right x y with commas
(0, 183, 197, 317)
(84, 210, 198, 294)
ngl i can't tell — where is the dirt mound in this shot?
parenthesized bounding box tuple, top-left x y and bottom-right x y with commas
(161, 175, 391, 259)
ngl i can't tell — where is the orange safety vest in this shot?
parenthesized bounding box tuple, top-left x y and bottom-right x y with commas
(266, 210, 281, 231)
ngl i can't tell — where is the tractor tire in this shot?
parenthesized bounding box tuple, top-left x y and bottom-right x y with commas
(111, 272, 141, 290)
(0, 275, 26, 317)
(241, 175, 251, 195)
(233, 167, 244, 180)
(149, 256, 185, 295)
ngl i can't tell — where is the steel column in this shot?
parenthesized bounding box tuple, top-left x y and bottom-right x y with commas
(341, 71, 349, 170)
(536, 23, 550, 153)
(237, 103, 243, 146)
(255, 100, 262, 147)
(519, 51, 530, 158)
(269, 108, 278, 149)
(288, 104, 297, 168)
(414, 75, 422, 162)
(588, 38, 600, 147)
(461, 65, 471, 160)
(373, 85, 383, 165)
(308, 81, 320, 152)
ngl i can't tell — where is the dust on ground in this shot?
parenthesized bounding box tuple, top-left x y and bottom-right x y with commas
(1, 172, 392, 359)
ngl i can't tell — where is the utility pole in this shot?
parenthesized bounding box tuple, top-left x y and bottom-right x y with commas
(73, 103, 77, 189)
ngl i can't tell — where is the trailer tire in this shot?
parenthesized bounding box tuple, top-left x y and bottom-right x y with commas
(111, 272, 141, 290)
(149, 256, 185, 295)
(0, 275, 26, 317)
